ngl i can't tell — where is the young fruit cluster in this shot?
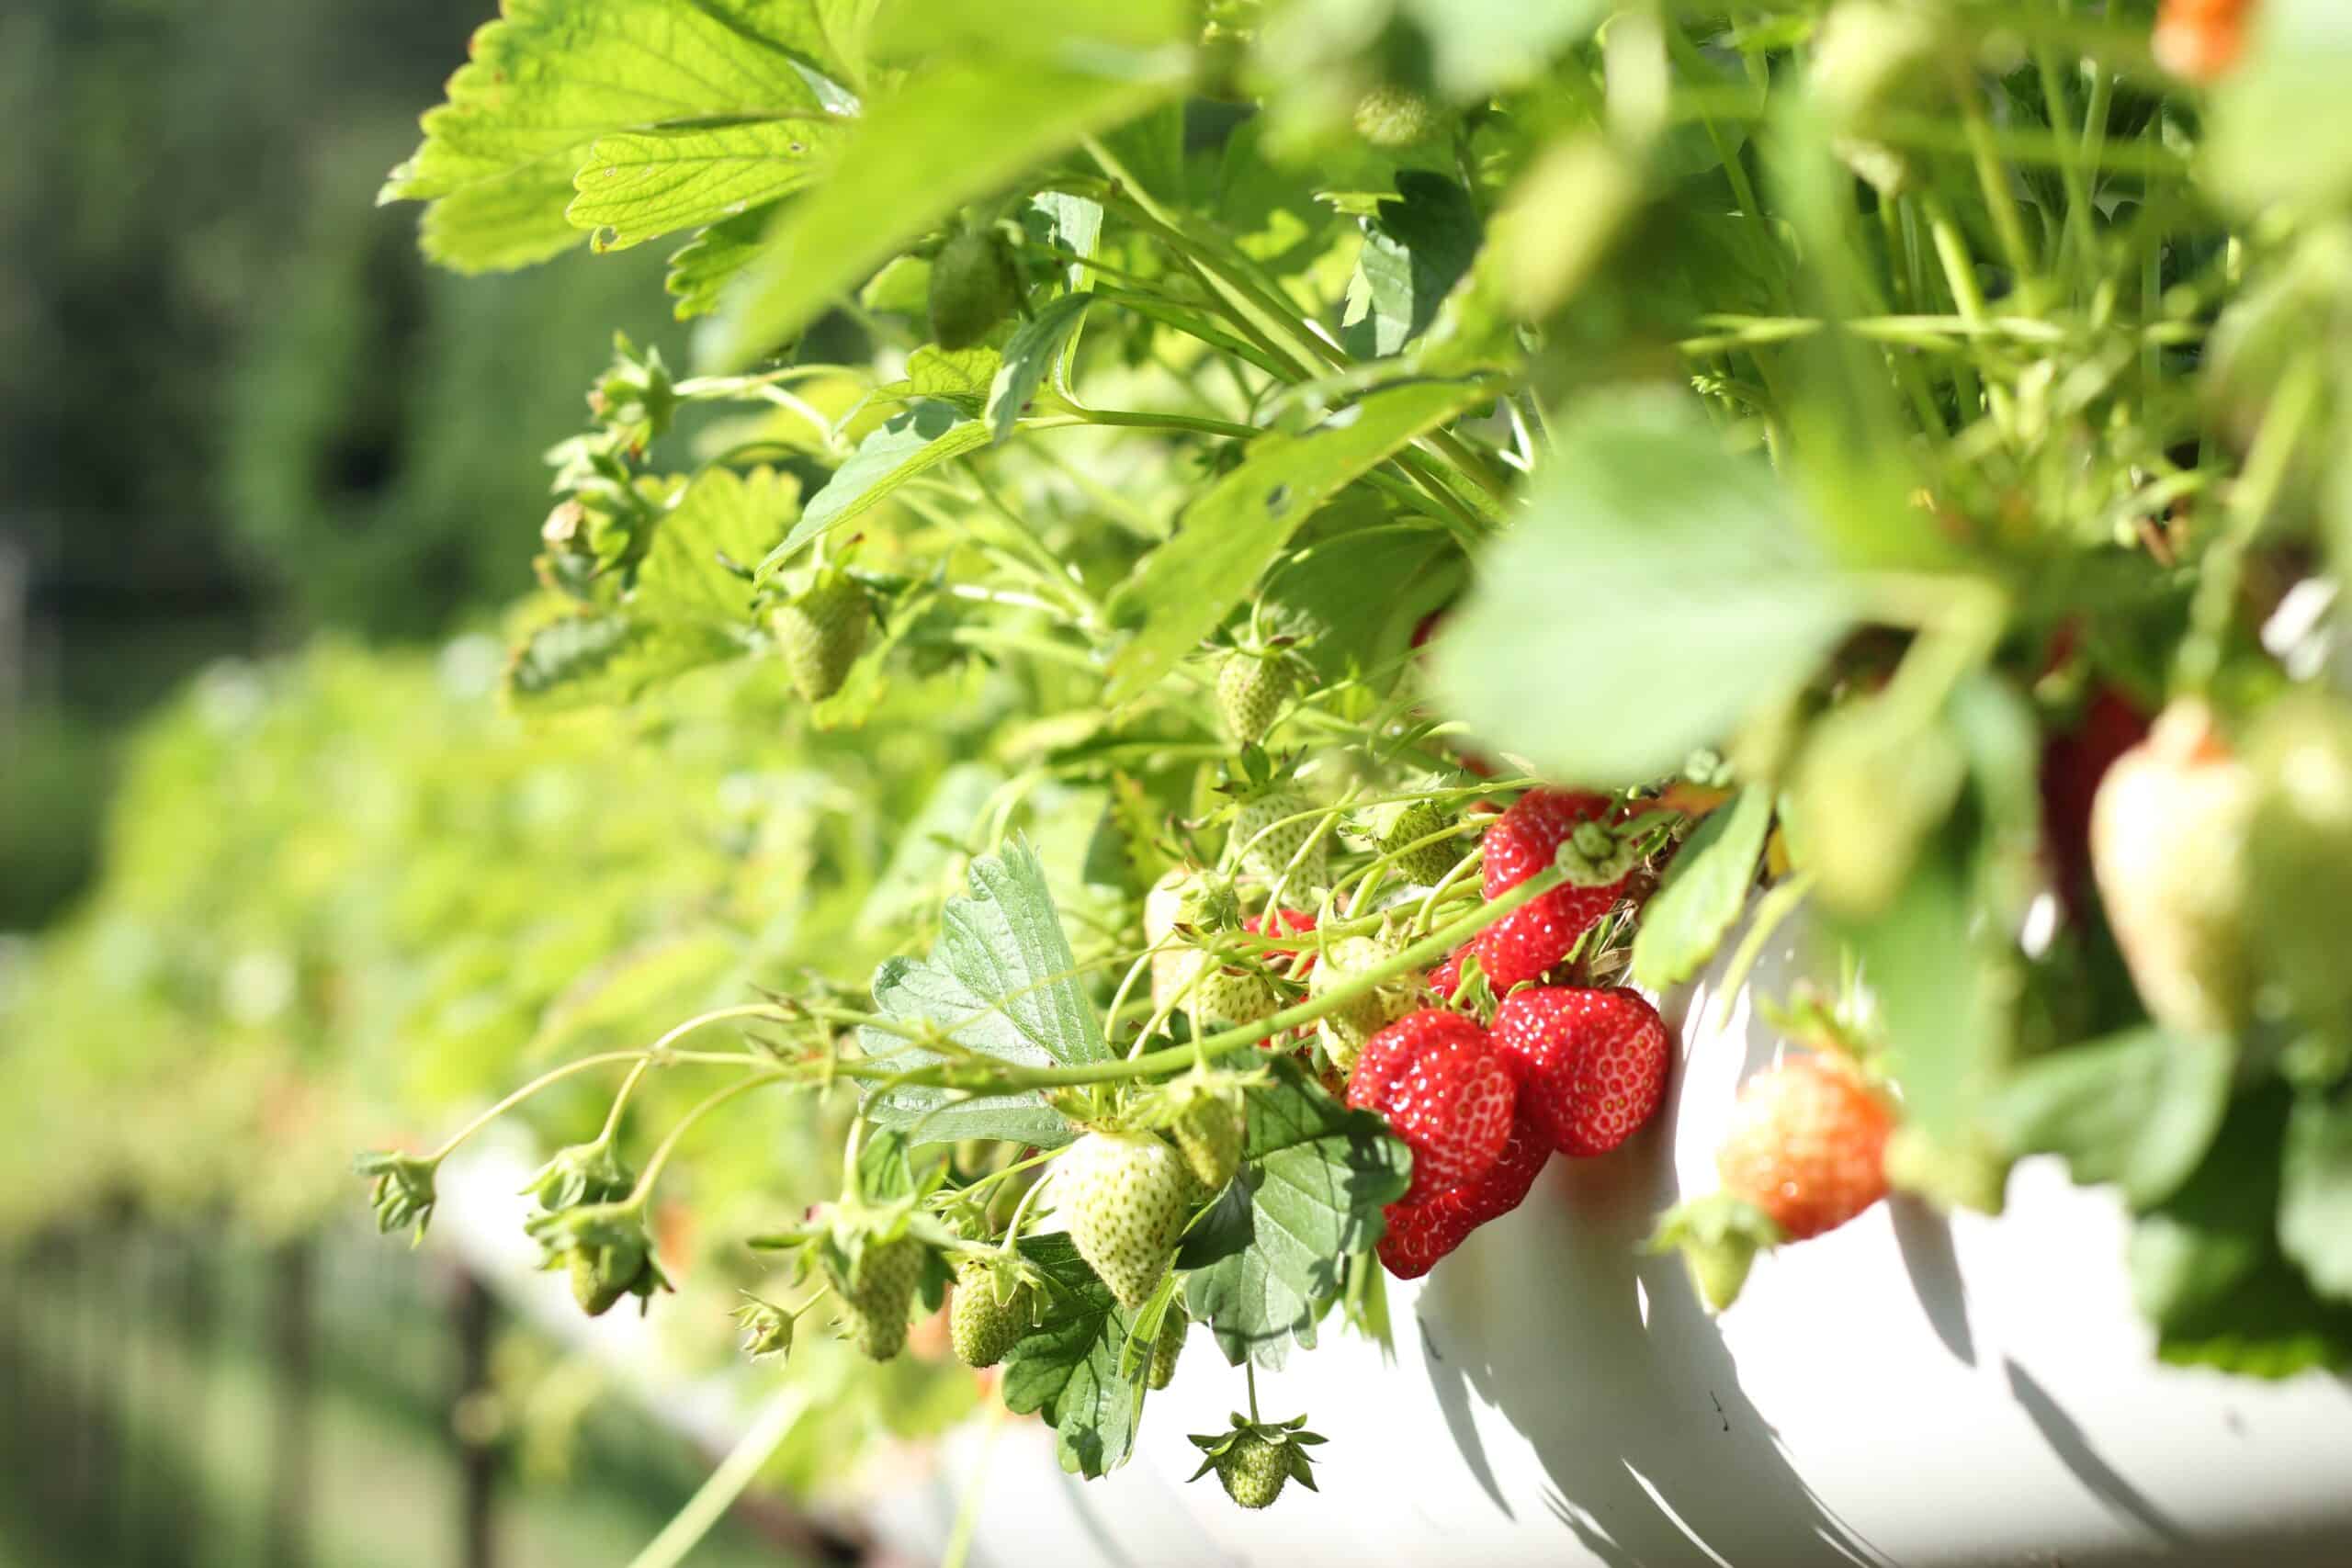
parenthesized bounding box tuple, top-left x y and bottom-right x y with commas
(1347, 986, 1671, 1278)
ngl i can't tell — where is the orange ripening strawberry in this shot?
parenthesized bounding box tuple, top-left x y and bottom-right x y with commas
(1715, 1054, 1893, 1241)
(1346, 1009, 1517, 1202)
(2153, 0, 2255, 84)
(1491, 987, 1670, 1157)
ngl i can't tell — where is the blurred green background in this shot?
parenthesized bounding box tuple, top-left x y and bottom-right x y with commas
(0, 3, 823, 1562)
(0, 0, 674, 932)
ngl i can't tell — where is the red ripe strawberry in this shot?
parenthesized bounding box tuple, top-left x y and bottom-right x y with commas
(1245, 908, 1318, 979)
(1376, 1116, 1551, 1279)
(1428, 943, 1471, 1002)
(1474, 885, 1623, 993)
(1346, 1010, 1517, 1202)
(1716, 1055, 1893, 1241)
(1492, 987, 1670, 1157)
(2039, 685, 2150, 921)
(1481, 789, 1616, 897)
(2153, 0, 2252, 83)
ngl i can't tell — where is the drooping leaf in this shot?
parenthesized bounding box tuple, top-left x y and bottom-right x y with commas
(571, 117, 850, 254)
(381, 0, 845, 272)
(1179, 1062, 1411, 1369)
(702, 51, 1188, 369)
(987, 293, 1095, 444)
(666, 206, 777, 320)
(1435, 393, 1856, 785)
(1340, 171, 1483, 359)
(1840, 835, 2006, 1156)
(858, 838, 1106, 1147)
(1989, 1029, 2233, 1211)
(1630, 787, 1771, 990)
(758, 402, 993, 580)
(2132, 1087, 2352, 1376)
(2281, 1091, 2352, 1303)
(1105, 377, 1503, 704)
(1000, 1231, 1141, 1477)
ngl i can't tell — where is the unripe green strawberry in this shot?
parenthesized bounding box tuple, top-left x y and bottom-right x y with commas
(772, 570, 870, 703)
(1311, 931, 1425, 1076)
(949, 1260, 1032, 1369)
(568, 1246, 631, 1318)
(1191, 960, 1280, 1032)
(1215, 650, 1291, 747)
(1188, 1414, 1324, 1508)
(1381, 800, 1463, 885)
(1171, 1096, 1244, 1191)
(928, 229, 1021, 350)
(1055, 1131, 1193, 1311)
(1216, 1431, 1290, 1508)
(2245, 694, 2352, 1023)
(1229, 788, 1329, 888)
(1148, 1308, 1189, 1390)
(1352, 83, 1437, 148)
(827, 1235, 923, 1360)
(2089, 699, 2256, 1039)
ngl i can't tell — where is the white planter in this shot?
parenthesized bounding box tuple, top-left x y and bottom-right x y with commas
(882, 909, 2352, 1567)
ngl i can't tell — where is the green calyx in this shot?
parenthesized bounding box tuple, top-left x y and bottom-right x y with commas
(1187, 1411, 1327, 1510)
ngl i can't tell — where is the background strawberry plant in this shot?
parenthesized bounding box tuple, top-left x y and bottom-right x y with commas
(10, 0, 2352, 1558)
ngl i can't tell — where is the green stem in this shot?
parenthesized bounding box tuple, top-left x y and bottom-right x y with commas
(624, 1388, 809, 1568)
(633, 1073, 794, 1200)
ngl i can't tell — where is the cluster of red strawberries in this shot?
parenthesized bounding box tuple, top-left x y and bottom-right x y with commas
(1348, 791, 1671, 1278)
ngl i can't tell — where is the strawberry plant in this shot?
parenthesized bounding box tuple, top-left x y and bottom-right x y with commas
(11, 0, 2352, 1548)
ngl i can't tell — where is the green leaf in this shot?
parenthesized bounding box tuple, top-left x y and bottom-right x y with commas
(1989, 1030, 2233, 1210)
(2207, 0, 2352, 215)
(1105, 378, 1501, 704)
(571, 117, 849, 254)
(1340, 172, 1483, 359)
(2132, 1087, 2352, 1376)
(987, 294, 1095, 445)
(2281, 1091, 2352, 1303)
(666, 207, 776, 320)
(633, 466, 799, 623)
(905, 344, 1001, 405)
(858, 837, 1105, 1147)
(504, 611, 740, 712)
(1261, 510, 1456, 685)
(381, 0, 843, 272)
(701, 54, 1188, 369)
(857, 1127, 917, 1203)
(1179, 1063, 1411, 1369)
(758, 402, 992, 580)
(1393, 0, 1610, 99)
(1433, 393, 1856, 785)
(1630, 787, 1771, 990)
(1840, 837, 2003, 1149)
(1001, 1231, 1141, 1477)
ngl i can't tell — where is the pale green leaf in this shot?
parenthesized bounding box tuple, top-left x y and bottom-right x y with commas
(759, 402, 992, 579)
(1340, 171, 1482, 359)
(858, 838, 1105, 1147)
(1432, 393, 1855, 785)
(571, 117, 849, 253)
(2207, 0, 2352, 214)
(1104, 378, 1501, 704)
(503, 610, 741, 712)
(701, 55, 1188, 369)
(905, 344, 1001, 403)
(987, 293, 1094, 444)
(665, 207, 775, 320)
(632, 466, 799, 624)
(2282, 1092, 2352, 1303)
(1630, 787, 1771, 990)
(382, 0, 841, 272)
